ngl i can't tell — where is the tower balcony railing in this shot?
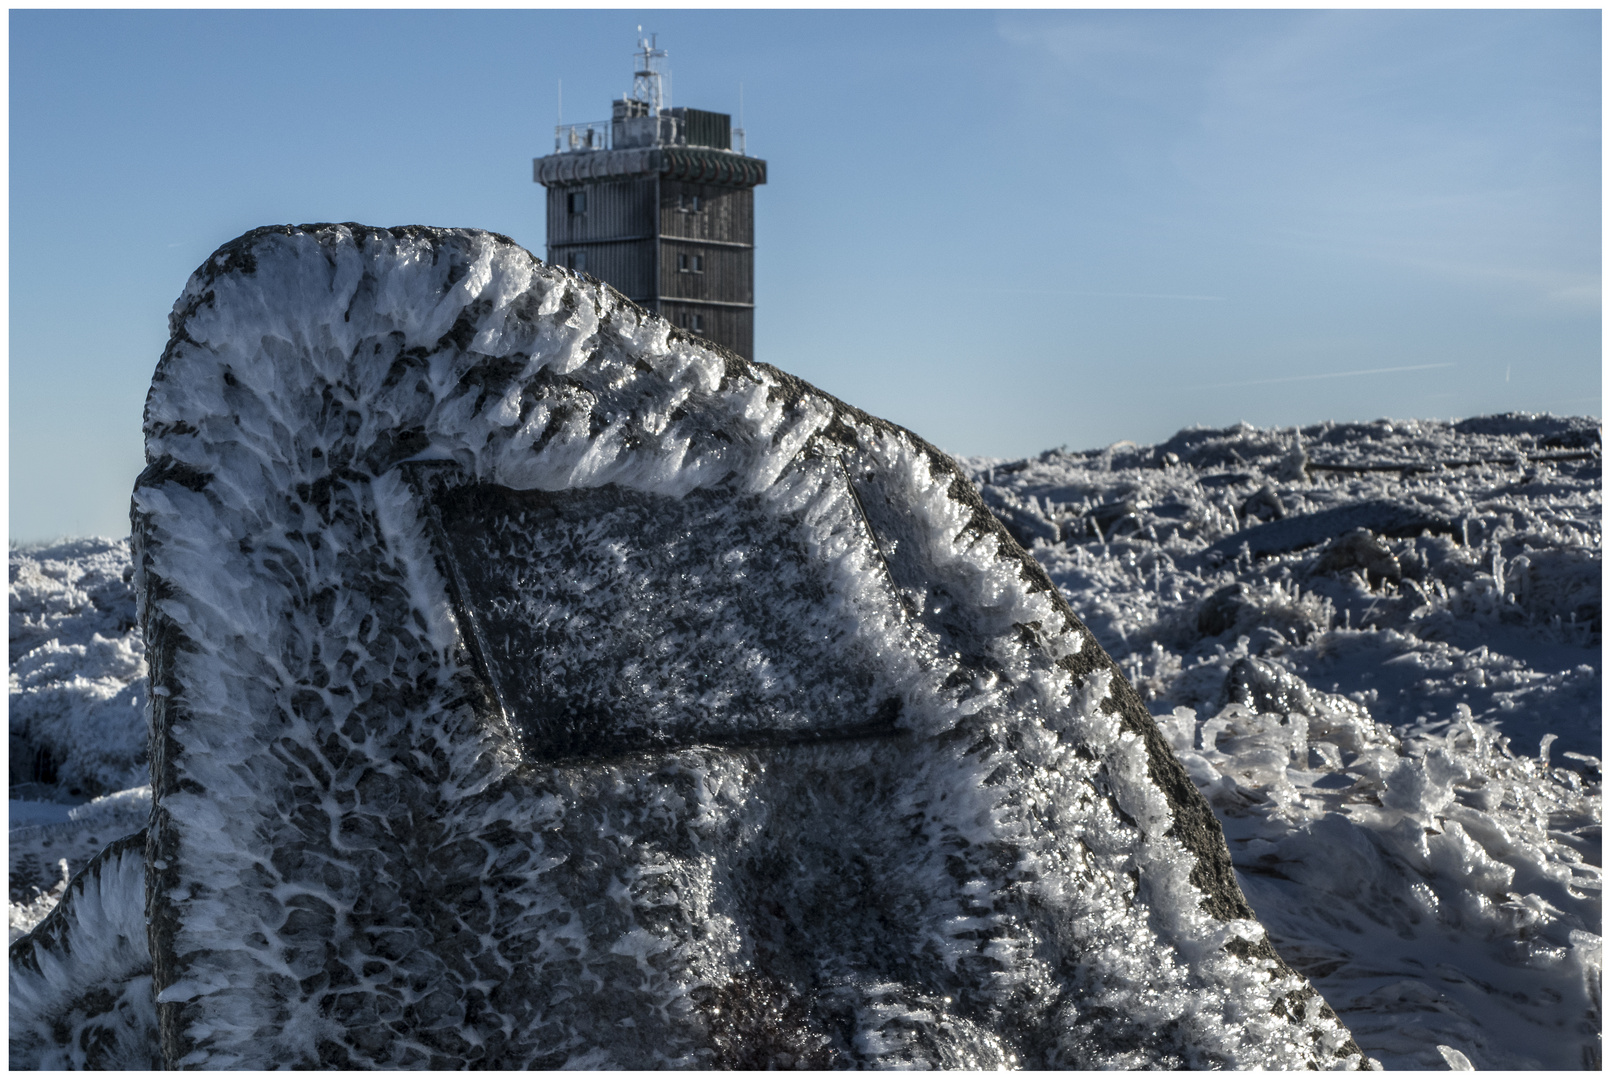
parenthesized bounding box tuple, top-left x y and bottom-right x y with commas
(553, 120, 751, 156)
(555, 121, 611, 153)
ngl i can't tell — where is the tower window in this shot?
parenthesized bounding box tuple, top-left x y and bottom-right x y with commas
(566, 251, 587, 273)
(677, 253, 705, 274)
(567, 190, 587, 215)
(679, 311, 704, 333)
(680, 192, 702, 213)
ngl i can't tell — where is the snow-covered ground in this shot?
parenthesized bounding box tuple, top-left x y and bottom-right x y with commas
(10, 415, 1600, 1069)
(966, 414, 1601, 1069)
(10, 538, 151, 939)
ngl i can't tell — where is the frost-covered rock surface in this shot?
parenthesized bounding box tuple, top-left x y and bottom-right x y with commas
(10, 785, 151, 944)
(7, 223, 1596, 1070)
(9, 832, 157, 1068)
(967, 418, 1601, 1069)
(20, 222, 1367, 1070)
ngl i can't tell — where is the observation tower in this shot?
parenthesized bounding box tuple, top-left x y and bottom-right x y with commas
(534, 35, 767, 360)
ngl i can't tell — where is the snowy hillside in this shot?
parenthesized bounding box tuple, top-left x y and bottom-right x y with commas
(10, 414, 1600, 1069)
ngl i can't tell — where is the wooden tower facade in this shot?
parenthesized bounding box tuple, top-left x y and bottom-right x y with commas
(535, 39, 766, 360)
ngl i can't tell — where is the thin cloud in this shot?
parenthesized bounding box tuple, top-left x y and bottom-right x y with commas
(1191, 362, 1456, 390)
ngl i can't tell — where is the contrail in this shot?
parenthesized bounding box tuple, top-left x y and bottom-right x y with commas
(981, 289, 1227, 301)
(1190, 362, 1456, 390)
(1069, 291, 1226, 301)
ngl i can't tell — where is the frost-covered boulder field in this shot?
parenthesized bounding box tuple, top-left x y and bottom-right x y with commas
(9, 224, 1600, 1069)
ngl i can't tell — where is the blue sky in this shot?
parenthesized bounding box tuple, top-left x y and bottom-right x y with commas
(9, 9, 1600, 542)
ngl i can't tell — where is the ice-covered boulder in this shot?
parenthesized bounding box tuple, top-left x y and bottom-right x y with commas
(9, 831, 157, 1069)
(1200, 499, 1457, 562)
(36, 223, 1365, 1068)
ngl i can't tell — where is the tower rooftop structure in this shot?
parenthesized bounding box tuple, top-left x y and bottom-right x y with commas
(534, 35, 766, 359)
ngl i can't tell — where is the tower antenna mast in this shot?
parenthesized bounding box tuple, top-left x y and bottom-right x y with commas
(633, 29, 668, 115)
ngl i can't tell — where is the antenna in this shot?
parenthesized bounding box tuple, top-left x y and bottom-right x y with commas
(632, 29, 668, 115)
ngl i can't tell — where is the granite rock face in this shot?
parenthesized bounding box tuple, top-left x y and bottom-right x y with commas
(28, 224, 1365, 1068)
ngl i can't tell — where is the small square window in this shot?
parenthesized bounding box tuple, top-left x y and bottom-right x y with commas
(567, 190, 587, 215)
(679, 192, 702, 213)
(566, 251, 587, 273)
